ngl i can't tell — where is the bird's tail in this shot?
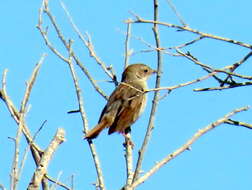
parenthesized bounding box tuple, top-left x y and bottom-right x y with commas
(85, 121, 107, 139)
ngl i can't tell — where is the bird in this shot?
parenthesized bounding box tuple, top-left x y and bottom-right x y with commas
(85, 63, 156, 140)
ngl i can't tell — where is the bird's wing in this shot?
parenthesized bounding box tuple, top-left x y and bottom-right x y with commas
(99, 82, 144, 121)
(85, 83, 145, 139)
(107, 82, 145, 134)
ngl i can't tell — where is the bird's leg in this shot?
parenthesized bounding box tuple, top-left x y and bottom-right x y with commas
(123, 127, 134, 148)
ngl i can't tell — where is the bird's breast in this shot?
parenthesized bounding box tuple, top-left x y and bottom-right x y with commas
(139, 94, 147, 116)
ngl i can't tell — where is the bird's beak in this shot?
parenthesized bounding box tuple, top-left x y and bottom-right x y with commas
(152, 69, 158, 74)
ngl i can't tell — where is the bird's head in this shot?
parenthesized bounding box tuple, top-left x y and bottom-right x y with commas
(121, 63, 156, 82)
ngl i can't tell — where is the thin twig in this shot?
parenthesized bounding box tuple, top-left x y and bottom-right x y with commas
(166, 0, 187, 26)
(0, 184, 6, 190)
(132, 0, 163, 183)
(146, 71, 218, 93)
(0, 55, 71, 190)
(225, 119, 252, 130)
(49, 171, 63, 190)
(123, 20, 134, 189)
(18, 120, 48, 183)
(37, 0, 108, 100)
(45, 174, 73, 190)
(128, 106, 250, 188)
(194, 81, 252, 91)
(67, 41, 106, 190)
(118, 27, 178, 57)
(10, 54, 46, 190)
(37, 1, 68, 62)
(169, 36, 205, 49)
(127, 17, 252, 49)
(0, 72, 44, 156)
(60, 2, 116, 82)
(20, 54, 46, 113)
(124, 21, 132, 69)
(220, 51, 252, 86)
(230, 51, 252, 70)
(177, 49, 252, 80)
(1, 60, 50, 189)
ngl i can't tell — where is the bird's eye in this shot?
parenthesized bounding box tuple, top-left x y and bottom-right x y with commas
(143, 69, 148, 73)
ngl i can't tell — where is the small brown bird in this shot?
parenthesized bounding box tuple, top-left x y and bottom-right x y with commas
(85, 63, 156, 139)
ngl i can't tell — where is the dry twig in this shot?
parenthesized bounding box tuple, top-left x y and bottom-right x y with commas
(37, 0, 108, 100)
(127, 17, 252, 49)
(166, 0, 187, 26)
(127, 106, 250, 188)
(67, 41, 106, 190)
(28, 128, 65, 190)
(132, 0, 163, 184)
(60, 2, 116, 83)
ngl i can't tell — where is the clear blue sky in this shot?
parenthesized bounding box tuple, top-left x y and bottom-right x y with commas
(1, 1, 252, 190)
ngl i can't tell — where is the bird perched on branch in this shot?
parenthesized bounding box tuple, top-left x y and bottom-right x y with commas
(85, 63, 156, 140)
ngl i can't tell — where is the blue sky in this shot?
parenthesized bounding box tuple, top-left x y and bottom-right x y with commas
(1, 0, 252, 190)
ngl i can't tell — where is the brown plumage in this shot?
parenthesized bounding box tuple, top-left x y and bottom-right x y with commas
(85, 63, 156, 139)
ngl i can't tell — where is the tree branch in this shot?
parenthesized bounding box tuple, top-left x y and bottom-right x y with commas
(67, 41, 106, 190)
(129, 106, 250, 188)
(37, 0, 108, 100)
(128, 17, 252, 49)
(11, 54, 45, 190)
(28, 128, 65, 190)
(132, 0, 163, 183)
(60, 2, 116, 83)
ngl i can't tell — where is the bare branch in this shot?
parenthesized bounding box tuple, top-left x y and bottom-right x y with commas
(60, 2, 116, 82)
(231, 51, 252, 70)
(129, 106, 250, 188)
(132, 0, 163, 183)
(45, 174, 72, 190)
(177, 49, 252, 80)
(169, 36, 205, 49)
(128, 17, 252, 49)
(124, 22, 132, 69)
(220, 51, 252, 86)
(38, 0, 108, 100)
(166, 0, 187, 26)
(0, 184, 6, 190)
(0, 59, 51, 189)
(18, 120, 48, 184)
(66, 42, 106, 190)
(146, 71, 218, 93)
(21, 54, 46, 112)
(124, 133, 134, 188)
(28, 128, 65, 190)
(194, 81, 252, 91)
(225, 119, 252, 130)
(123, 21, 134, 189)
(9, 55, 46, 190)
(0, 72, 43, 155)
